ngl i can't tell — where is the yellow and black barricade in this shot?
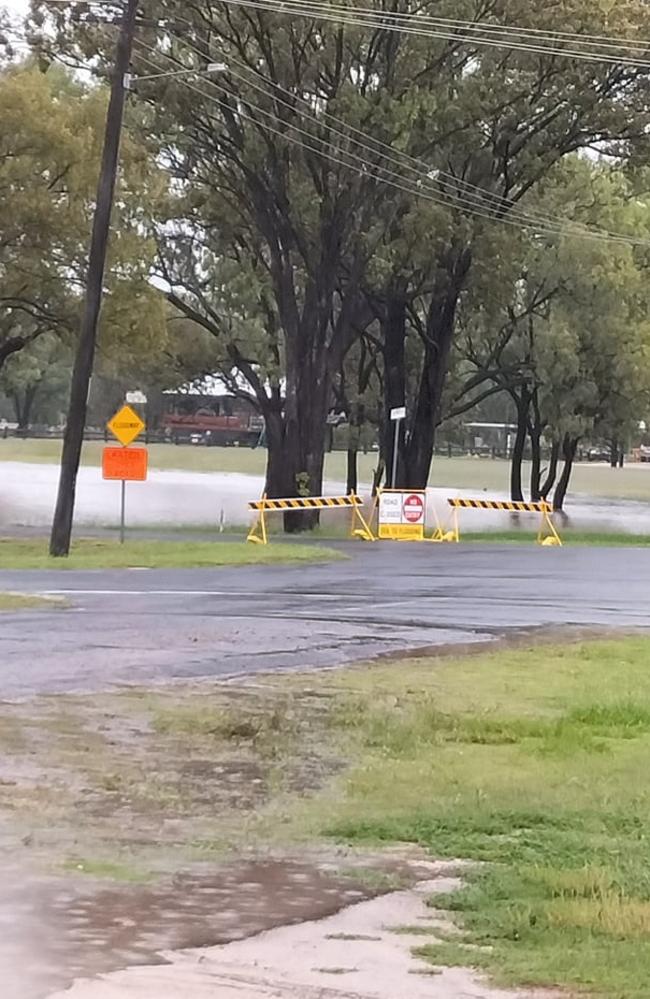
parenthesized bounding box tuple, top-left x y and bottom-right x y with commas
(439, 498, 562, 546)
(247, 493, 375, 544)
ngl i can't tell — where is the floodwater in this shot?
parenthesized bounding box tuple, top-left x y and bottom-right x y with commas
(1, 460, 650, 533)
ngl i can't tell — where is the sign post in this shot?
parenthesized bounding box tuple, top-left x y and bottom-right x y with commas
(120, 480, 126, 545)
(105, 404, 147, 543)
(390, 406, 406, 488)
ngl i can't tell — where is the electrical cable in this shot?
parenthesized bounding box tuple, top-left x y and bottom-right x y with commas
(133, 38, 650, 246)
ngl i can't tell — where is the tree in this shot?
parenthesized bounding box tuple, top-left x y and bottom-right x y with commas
(456, 160, 650, 508)
(364, 0, 650, 486)
(0, 61, 166, 377)
(0, 333, 71, 428)
(37, 0, 650, 520)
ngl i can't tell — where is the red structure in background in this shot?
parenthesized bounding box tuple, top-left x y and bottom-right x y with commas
(161, 391, 263, 446)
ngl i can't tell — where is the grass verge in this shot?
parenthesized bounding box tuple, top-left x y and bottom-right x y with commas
(311, 638, 650, 998)
(0, 592, 64, 610)
(0, 537, 342, 569)
(462, 529, 650, 546)
(3, 637, 650, 997)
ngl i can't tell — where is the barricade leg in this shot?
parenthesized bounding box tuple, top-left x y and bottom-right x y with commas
(352, 503, 376, 541)
(538, 508, 562, 547)
(429, 503, 458, 543)
(247, 494, 268, 545)
(366, 490, 380, 539)
(430, 503, 444, 542)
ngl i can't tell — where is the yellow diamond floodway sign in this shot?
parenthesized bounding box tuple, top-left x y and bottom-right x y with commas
(107, 404, 145, 447)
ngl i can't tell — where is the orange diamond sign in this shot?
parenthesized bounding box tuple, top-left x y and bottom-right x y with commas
(107, 404, 145, 447)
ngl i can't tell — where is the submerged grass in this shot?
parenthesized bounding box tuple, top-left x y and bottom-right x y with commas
(4, 439, 650, 500)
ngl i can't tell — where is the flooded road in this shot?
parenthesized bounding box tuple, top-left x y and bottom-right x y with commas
(1, 460, 650, 533)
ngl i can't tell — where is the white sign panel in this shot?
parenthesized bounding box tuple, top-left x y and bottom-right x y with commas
(378, 490, 403, 525)
(126, 390, 148, 405)
(378, 489, 426, 540)
(390, 406, 406, 421)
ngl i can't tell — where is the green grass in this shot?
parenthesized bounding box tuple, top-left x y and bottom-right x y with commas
(62, 857, 154, 883)
(3, 438, 650, 501)
(463, 530, 650, 546)
(4, 632, 650, 998)
(0, 592, 64, 610)
(289, 638, 650, 999)
(0, 537, 342, 569)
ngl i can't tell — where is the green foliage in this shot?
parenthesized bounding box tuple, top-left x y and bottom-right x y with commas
(309, 638, 650, 997)
(0, 61, 166, 373)
(0, 332, 71, 426)
(16, 3, 650, 501)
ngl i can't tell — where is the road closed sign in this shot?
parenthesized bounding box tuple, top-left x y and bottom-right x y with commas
(102, 446, 148, 481)
(378, 489, 426, 540)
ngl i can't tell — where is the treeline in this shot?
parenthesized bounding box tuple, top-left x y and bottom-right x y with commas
(3, 1, 650, 525)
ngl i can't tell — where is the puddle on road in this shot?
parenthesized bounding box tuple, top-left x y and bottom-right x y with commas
(0, 681, 363, 997)
(0, 853, 434, 999)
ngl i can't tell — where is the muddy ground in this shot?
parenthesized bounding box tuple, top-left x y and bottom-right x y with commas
(0, 671, 445, 998)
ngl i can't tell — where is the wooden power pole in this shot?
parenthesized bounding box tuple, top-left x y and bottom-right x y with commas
(50, 0, 140, 556)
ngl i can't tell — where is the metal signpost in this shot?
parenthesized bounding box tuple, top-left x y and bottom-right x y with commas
(105, 405, 147, 543)
(390, 405, 406, 488)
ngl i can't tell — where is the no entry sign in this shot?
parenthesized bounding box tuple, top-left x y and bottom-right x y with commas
(378, 489, 426, 541)
(403, 493, 424, 524)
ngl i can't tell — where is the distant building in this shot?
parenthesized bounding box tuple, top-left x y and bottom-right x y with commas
(464, 422, 518, 457)
(162, 376, 263, 446)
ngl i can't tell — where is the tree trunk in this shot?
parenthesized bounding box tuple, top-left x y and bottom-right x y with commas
(346, 400, 364, 495)
(381, 289, 407, 486)
(529, 428, 542, 502)
(346, 448, 358, 495)
(281, 339, 331, 532)
(528, 388, 546, 502)
(11, 393, 23, 429)
(540, 438, 560, 499)
(263, 410, 290, 498)
(0, 336, 28, 374)
(402, 339, 437, 488)
(371, 458, 384, 496)
(553, 435, 579, 511)
(610, 439, 618, 468)
(15, 384, 39, 430)
(510, 397, 528, 502)
(402, 248, 472, 487)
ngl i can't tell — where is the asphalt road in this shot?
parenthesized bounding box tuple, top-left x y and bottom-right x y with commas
(1, 544, 649, 699)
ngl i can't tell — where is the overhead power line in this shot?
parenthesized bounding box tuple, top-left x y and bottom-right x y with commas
(221, 0, 650, 55)
(33, 0, 650, 56)
(163, 25, 639, 241)
(133, 41, 650, 248)
(209, 0, 650, 69)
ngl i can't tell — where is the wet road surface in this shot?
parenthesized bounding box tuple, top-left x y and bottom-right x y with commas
(1, 544, 649, 699)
